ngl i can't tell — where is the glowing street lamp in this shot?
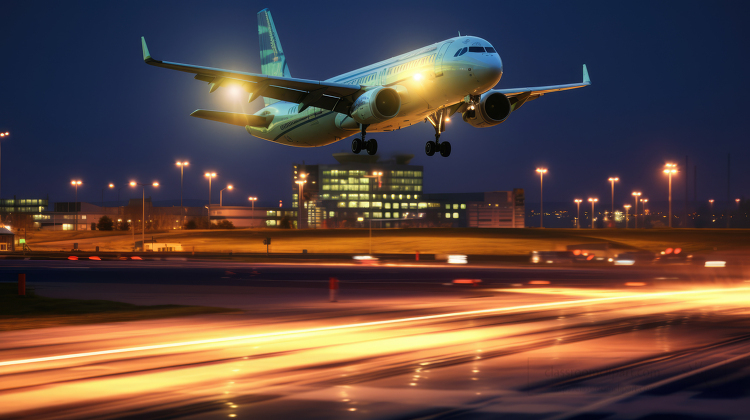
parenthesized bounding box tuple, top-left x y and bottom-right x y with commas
(295, 173, 307, 229)
(71, 180, 82, 231)
(130, 181, 159, 250)
(176, 161, 189, 228)
(365, 170, 384, 191)
(204, 172, 216, 227)
(220, 185, 233, 206)
(574, 199, 583, 229)
(632, 192, 641, 228)
(0, 131, 9, 200)
(663, 163, 678, 227)
(536, 168, 547, 228)
(608, 177, 619, 222)
(248, 196, 258, 227)
(640, 198, 649, 219)
(624, 204, 631, 228)
(588, 198, 598, 229)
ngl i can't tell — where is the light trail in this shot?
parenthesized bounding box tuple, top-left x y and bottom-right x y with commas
(1, 287, 748, 368)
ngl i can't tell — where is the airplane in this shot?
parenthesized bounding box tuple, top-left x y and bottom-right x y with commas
(142, 8, 590, 158)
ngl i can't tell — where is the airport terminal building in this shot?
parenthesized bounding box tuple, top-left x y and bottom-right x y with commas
(293, 153, 524, 228)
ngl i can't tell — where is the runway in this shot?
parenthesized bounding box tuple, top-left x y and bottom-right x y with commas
(1, 259, 749, 419)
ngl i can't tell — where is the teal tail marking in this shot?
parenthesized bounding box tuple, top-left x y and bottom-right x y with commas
(258, 8, 290, 107)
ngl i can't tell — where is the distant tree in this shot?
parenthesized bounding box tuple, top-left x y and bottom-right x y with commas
(97, 216, 114, 231)
(185, 220, 197, 230)
(213, 220, 235, 229)
(118, 219, 130, 231)
(278, 215, 292, 229)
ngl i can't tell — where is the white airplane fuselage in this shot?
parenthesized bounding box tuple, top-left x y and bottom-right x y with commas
(246, 36, 503, 147)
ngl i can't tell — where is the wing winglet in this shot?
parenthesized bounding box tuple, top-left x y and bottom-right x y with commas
(141, 37, 153, 62)
(582, 64, 590, 85)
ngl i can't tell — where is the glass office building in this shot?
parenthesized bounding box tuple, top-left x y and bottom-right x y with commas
(293, 154, 524, 228)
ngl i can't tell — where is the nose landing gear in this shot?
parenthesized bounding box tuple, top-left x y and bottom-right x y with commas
(351, 124, 378, 156)
(424, 108, 451, 157)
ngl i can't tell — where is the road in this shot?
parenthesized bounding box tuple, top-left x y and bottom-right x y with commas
(1, 259, 750, 419)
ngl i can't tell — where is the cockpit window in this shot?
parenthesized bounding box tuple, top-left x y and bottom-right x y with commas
(454, 47, 468, 57)
(485, 47, 496, 53)
(468, 46, 485, 53)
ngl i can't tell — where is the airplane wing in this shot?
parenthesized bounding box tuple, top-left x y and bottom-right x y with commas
(141, 37, 363, 114)
(496, 64, 590, 110)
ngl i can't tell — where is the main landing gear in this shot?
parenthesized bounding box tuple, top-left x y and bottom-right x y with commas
(425, 108, 451, 157)
(351, 124, 377, 156)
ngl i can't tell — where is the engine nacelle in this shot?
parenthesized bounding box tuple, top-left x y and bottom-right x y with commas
(462, 91, 512, 128)
(350, 87, 401, 125)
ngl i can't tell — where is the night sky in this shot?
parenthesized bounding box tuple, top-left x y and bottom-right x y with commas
(2, 1, 749, 209)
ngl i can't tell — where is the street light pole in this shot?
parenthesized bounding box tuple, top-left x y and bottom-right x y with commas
(295, 173, 307, 229)
(574, 199, 582, 229)
(663, 163, 678, 227)
(71, 180, 82, 231)
(248, 197, 257, 227)
(536, 168, 547, 228)
(130, 181, 159, 250)
(588, 198, 598, 229)
(624, 204, 631, 228)
(632, 192, 641, 228)
(220, 185, 233, 207)
(709, 199, 714, 223)
(608, 177, 619, 224)
(204, 172, 216, 228)
(0, 132, 9, 200)
(176, 161, 189, 228)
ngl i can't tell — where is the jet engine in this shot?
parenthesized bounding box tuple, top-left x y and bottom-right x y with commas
(350, 87, 401, 125)
(462, 91, 512, 128)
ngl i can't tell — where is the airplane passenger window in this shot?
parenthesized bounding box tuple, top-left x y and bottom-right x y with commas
(469, 46, 485, 53)
(485, 47, 496, 53)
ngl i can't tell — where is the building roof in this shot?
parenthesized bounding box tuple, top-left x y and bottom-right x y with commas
(0, 228, 14, 235)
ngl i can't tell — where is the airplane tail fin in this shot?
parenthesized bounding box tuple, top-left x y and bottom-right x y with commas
(257, 8, 290, 107)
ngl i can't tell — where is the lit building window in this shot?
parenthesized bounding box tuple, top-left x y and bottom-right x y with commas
(453, 212, 459, 218)
(359, 202, 370, 208)
(393, 212, 399, 218)
(329, 211, 336, 217)
(453, 204, 458, 210)
(445, 204, 450, 209)
(337, 202, 346, 208)
(372, 202, 382, 208)
(460, 204, 466, 209)
(359, 194, 370, 200)
(385, 203, 391, 209)
(418, 202, 427, 209)
(398, 194, 403, 199)
(385, 212, 391, 218)
(409, 203, 417, 209)
(266, 211, 277, 216)
(393, 203, 399, 209)
(266, 220, 277, 226)
(446, 213, 451, 219)
(349, 201, 358, 208)
(373, 212, 382, 218)
(322, 185, 330, 190)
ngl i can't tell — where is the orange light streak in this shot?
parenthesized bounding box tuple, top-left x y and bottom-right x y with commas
(1, 287, 747, 367)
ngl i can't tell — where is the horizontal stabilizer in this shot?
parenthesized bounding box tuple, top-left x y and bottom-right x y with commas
(190, 110, 274, 128)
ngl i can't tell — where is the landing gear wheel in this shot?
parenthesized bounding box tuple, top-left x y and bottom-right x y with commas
(439, 141, 451, 157)
(366, 138, 378, 155)
(425, 141, 437, 156)
(351, 138, 362, 154)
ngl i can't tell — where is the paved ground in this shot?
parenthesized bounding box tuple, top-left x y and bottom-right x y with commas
(1, 259, 750, 419)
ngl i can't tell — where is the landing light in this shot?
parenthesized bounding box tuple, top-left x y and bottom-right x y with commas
(413, 73, 423, 81)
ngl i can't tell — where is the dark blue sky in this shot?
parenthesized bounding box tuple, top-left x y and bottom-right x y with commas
(2, 1, 749, 208)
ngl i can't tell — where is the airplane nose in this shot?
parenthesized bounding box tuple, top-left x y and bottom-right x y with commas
(474, 56, 503, 86)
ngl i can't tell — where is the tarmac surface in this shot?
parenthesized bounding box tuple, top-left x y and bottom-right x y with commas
(1, 258, 750, 419)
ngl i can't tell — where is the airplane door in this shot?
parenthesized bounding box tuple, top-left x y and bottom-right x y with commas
(433, 41, 453, 77)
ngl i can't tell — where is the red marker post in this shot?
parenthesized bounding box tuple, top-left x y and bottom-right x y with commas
(415, 251, 420, 261)
(329, 277, 339, 302)
(18, 274, 26, 296)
